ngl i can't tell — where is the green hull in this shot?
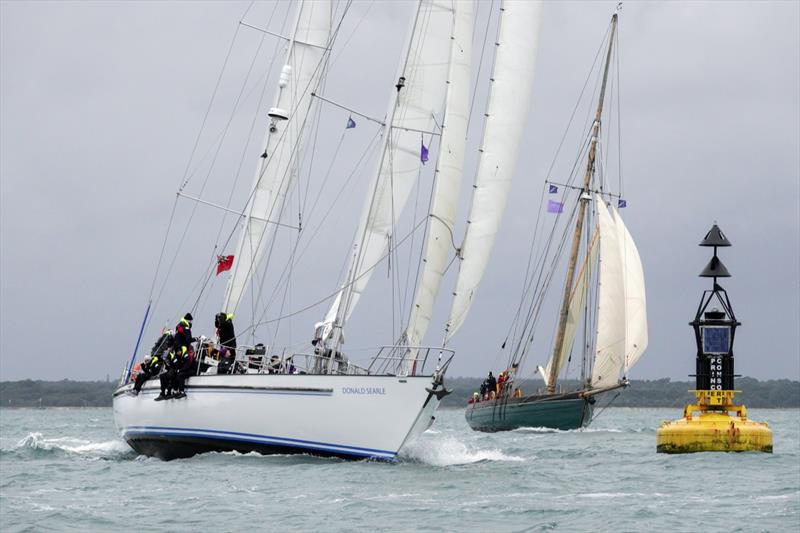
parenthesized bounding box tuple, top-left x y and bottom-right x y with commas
(465, 396, 593, 432)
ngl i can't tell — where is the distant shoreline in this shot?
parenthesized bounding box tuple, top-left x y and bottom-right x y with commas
(1, 377, 798, 408)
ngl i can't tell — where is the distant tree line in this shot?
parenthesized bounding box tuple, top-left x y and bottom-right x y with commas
(441, 377, 800, 408)
(0, 378, 797, 408)
(0, 380, 115, 407)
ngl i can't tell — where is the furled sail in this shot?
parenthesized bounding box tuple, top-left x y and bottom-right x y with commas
(614, 206, 648, 373)
(541, 228, 599, 386)
(444, 0, 544, 343)
(321, 0, 455, 343)
(591, 196, 626, 387)
(223, 1, 332, 313)
(402, 0, 474, 352)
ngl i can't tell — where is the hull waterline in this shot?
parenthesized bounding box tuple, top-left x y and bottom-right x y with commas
(465, 395, 594, 432)
(113, 374, 443, 461)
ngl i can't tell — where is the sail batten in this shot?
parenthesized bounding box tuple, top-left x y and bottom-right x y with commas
(445, 0, 544, 343)
(224, 1, 332, 314)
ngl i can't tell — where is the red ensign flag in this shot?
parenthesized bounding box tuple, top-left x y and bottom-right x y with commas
(216, 255, 234, 275)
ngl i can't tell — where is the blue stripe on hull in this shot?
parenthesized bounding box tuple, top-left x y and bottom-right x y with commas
(465, 397, 593, 432)
(122, 426, 396, 461)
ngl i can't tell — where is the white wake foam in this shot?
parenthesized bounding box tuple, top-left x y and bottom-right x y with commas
(511, 426, 623, 434)
(400, 435, 525, 466)
(14, 432, 131, 457)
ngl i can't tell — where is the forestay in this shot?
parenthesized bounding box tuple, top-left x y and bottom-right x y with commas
(322, 0, 456, 342)
(444, 0, 544, 343)
(402, 0, 474, 352)
(224, 1, 332, 313)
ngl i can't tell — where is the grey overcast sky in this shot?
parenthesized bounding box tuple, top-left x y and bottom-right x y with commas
(1, 0, 798, 383)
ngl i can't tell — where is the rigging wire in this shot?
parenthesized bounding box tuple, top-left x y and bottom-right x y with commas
(614, 26, 624, 199)
(248, 129, 383, 343)
(332, 0, 424, 334)
(143, 2, 255, 335)
(149, 0, 353, 341)
(328, 0, 376, 68)
(497, 20, 617, 384)
(541, 20, 612, 185)
(387, 3, 439, 341)
(193, 3, 285, 314)
(151, 13, 271, 325)
(207, 0, 356, 319)
(465, 0, 495, 136)
(590, 389, 623, 423)
(239, 213, 430, 338)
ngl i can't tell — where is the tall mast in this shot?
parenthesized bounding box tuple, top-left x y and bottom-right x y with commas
(319, 0, 455, 357)
(326, 1, 423, 356)
(547, 12, 618, 393)
(223, 1, 332, 314)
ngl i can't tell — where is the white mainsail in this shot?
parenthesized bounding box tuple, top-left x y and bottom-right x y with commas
(591, 196, 626, 387)
(402, 0, 474, 351)
(321, 0, 456, 343)
(224, 1, 332, 313)
(444, 0, 544, 343)
(541, 228, 599, 387)
(614, 206, 648, 373)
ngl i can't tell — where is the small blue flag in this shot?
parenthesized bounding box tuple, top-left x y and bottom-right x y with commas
(547, 200, 564, 214)
(420, 140, 429, 164)
(548, 184, 558, 194)
(618, 198, 627, 208)
(346, 116, 356, 129)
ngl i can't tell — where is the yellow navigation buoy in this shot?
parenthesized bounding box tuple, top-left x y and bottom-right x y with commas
(657, 391, 772, 453)
(656, 224, 772, 454)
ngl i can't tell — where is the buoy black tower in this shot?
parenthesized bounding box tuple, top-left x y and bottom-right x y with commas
(656, 224, 773, 453)
(693, 224, 737, 394)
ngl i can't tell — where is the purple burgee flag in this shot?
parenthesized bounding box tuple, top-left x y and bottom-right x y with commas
(618, 198, 627, 208)
(420, 140, 429, 164)
(548, 184, 558, 194)
(346, 116, 356, 129)
(547, 200, 564, 213)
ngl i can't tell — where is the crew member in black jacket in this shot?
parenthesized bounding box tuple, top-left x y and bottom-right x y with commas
(215, 312, 237, 374)
(174, 313, 194, 352)
(133, 353, 163, 395)
(132, 331, 172, 395)
(155, 345, 194, 401)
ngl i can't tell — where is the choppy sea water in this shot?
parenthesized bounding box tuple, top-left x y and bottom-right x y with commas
(0, 407, 798, 532)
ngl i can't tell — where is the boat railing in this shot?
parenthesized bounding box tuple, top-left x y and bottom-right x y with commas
(120, 343, 454, 384)
(287, 352, 371, 376)
(366, 345, 455, 377)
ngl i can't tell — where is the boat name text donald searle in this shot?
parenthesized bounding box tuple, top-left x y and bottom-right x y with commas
(341, 387, 386, 395)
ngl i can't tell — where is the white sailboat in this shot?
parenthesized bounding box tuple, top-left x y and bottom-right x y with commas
(465, 9, 649, 431)
(113, 0, 476, 460)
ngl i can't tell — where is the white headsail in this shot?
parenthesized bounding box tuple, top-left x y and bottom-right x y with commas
(224, 1, 332, 313)
(320, 0, 456, 344)
(591, 196, 626, 387)
(402, 0, 474, 351)
(444, 0, 544, 343)
(614, 206, 648, 373)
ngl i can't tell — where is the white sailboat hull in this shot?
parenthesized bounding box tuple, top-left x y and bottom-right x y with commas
(112, 374, 442, 460)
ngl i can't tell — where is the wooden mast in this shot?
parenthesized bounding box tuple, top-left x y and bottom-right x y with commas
(546, 13, 618, 393)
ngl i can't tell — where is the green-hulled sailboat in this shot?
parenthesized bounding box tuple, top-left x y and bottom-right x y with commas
(464, 9, 648, 432)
